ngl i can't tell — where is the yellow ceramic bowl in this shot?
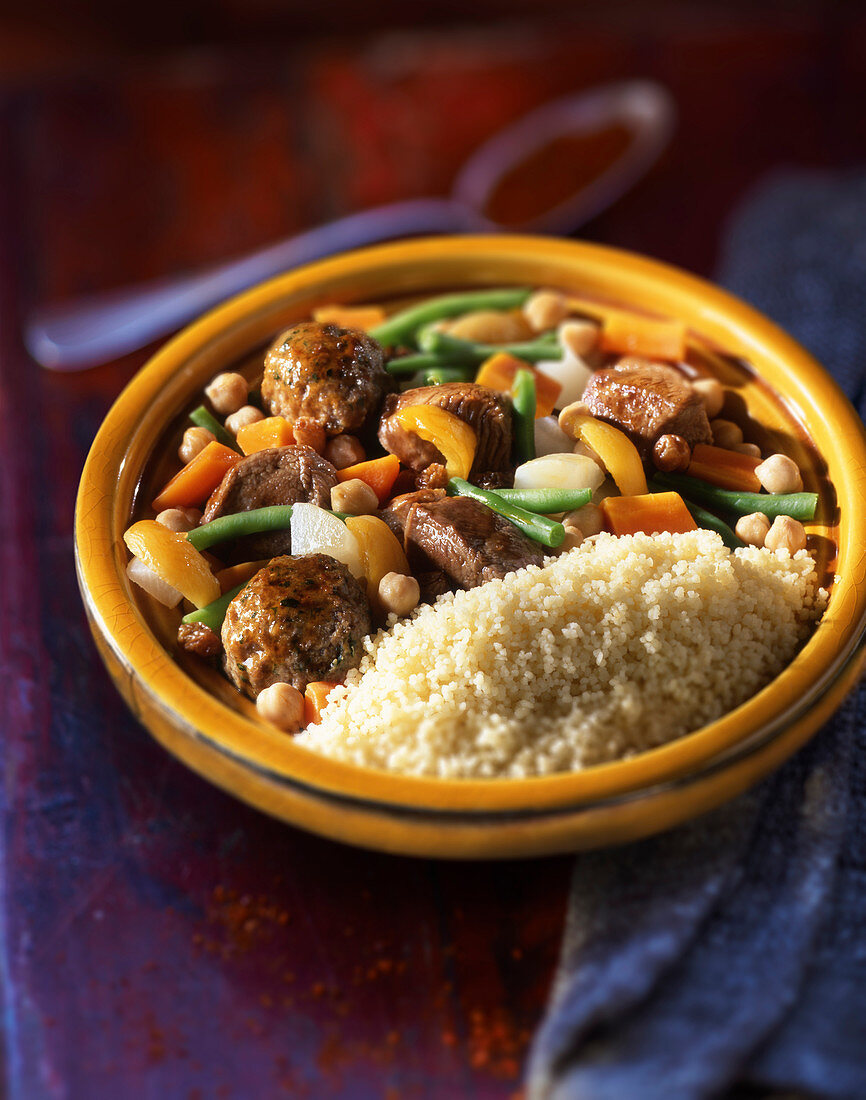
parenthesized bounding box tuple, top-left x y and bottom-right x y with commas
(76, 236, 866, 859)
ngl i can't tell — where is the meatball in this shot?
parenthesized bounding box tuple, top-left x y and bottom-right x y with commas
(262, 322, 393, 436)
(222, 554, 371, 699)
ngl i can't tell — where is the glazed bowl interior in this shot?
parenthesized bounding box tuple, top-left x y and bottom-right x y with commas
(76, 235, 866, 855)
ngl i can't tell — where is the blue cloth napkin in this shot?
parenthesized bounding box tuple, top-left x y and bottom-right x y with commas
(527, 172, 866, 1100)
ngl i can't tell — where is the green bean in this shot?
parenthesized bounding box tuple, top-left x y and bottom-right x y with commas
(422, 366, 476, 385)
(418, 329, 562, 365)
(386, 352, 457, 376)
(684, 501, 745, 550)
(189, 405, 240, 451)
(511, 369, 536, 464)
(490, 487, 592, 513)
(186, 505, 293, 551)
(652, 472, 818, 521)
(182, 583, 245, 632)
(369, 288, 532, 349)
(447, 478, 564, 548)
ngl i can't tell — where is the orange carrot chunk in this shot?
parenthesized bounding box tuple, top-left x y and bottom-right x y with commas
(152, 442, 240, 511)
(599, 310, 686, 361)
(475, 352, 563, 418)
(304, 681, 340, 726)
(235, 416, 295, 455)
(687, 443, 762, 492)
(600, 492, 697, 537)
(215, 559, 268, 595)
(312, 304, 387, 332)
(336, 454, 401, 506)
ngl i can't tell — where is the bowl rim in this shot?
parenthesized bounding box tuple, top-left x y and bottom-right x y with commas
(76, 234, 866, 817)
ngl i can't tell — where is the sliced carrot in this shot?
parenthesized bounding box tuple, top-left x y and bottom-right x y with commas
(687, 443, 762, 492)
(152, 441, 240, 511)
(235, 415, 295, 456)
(600, 492, 697, 537)
(475, 352, 562, 418)
(304, 681, 340, 726)
(312, 304, 387, 331)
(336, 453, 401, 506)
(599, 310, 686, 361)
(215, 559, 268, 595)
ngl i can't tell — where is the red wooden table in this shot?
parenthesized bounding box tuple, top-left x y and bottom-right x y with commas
(2, 10, 865, 1098)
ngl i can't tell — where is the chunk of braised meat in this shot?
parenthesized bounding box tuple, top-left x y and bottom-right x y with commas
(203, 445, 337, 562)
(378, 383, 513, 479)
(262, 322, 393, 436)
(379, 489, 453, 602)
(415, 463, 449, 491)
(177, 621, 222, 658)
(582, 361, 712, 459)
(379, 489, 447, 542)
(403, 496, 544, 590)
(222, 554, 371, 700)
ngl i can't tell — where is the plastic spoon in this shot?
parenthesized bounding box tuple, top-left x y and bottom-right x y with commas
(27, 80, 674, 370)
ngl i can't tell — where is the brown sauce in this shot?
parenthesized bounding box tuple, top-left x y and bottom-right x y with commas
(483, 124, 633, 226)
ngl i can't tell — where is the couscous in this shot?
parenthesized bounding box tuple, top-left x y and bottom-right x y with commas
(298, 530, 826, 777)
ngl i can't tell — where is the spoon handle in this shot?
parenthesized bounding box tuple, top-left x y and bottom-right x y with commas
(27, 198, 479, 371)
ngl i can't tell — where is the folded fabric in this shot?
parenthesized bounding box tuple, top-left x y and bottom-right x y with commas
(528, 171, 866, 1100)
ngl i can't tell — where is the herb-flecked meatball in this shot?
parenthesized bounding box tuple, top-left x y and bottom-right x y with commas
(262, 322, 393, 436)
(222, 554, 371, 700)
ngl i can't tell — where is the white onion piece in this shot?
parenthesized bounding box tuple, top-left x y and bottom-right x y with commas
(513, 453, 605, 494)
(534, 416, 574, 457)
(537, 337, 593, 408)
(126, 555, 183, 608)
(290, 503, 365, 580)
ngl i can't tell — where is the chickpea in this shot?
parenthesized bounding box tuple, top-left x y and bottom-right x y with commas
(447, 309, 530, 343)
(692, 377, 725, 419)
(330, 478, 378, 516)
(711, 418, 743, 448)
(764, 515, 807, 554)
(378, 572, 420, 618)
(652, 433, 691, 473)
(755, 453, 803, 494)
(732, 443, 762, 458)
(558, 400, 591, 439)
(324, 434, 366, 470)
(559, 319, 600, 358)
(156, 507, 202, 533)
(523, 290, 570, 333)
(225, 404, 263, 434)
(179, 426, 215, 464)
(256, 682, 305, 733)
(735, 512, 771, 547)
(292, 417, 327, 455)
(204, 371, 249, 416)
(564, 503, 603, 537)
(555, 524, 585, 554)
